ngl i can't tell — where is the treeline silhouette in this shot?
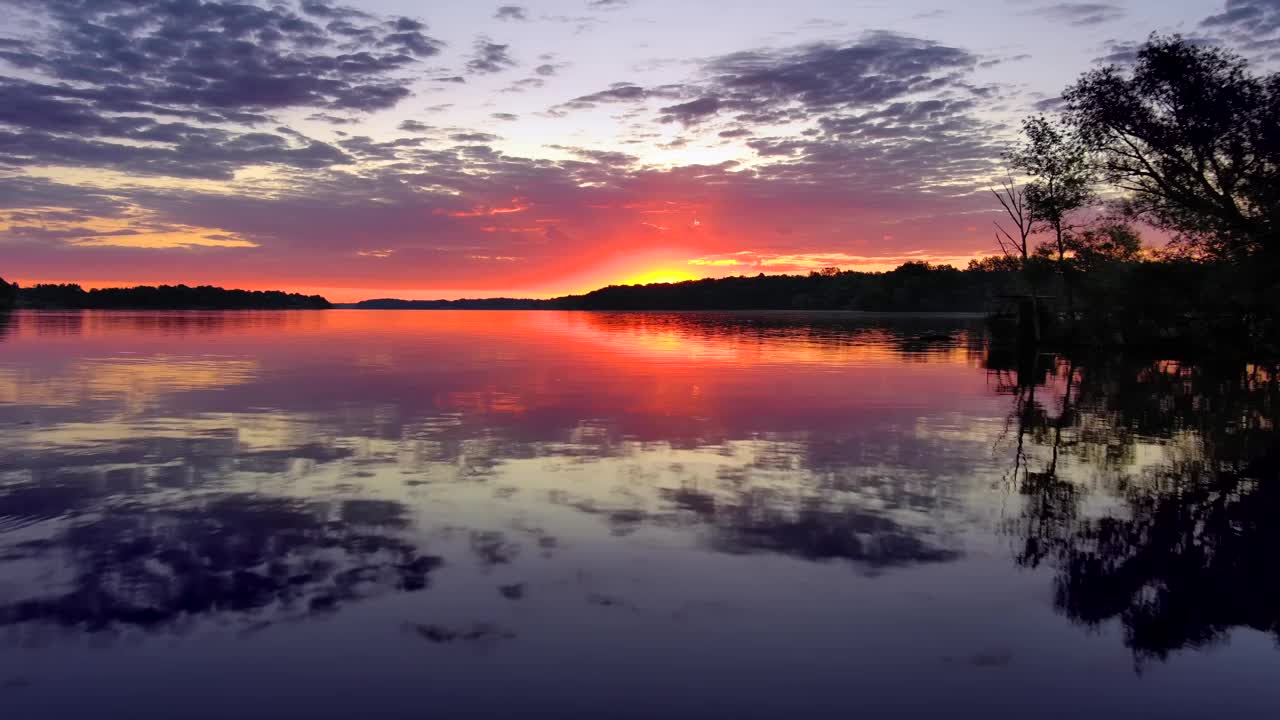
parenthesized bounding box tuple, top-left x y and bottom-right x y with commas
(350, 263, 1006, 312)
(5, 282, 331, 310)
(560, 263, 996, 311)
(349, 258, 1253, 348)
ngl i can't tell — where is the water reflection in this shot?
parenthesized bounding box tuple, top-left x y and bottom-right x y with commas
(0, 494, 440, 638)
(0, 309, 1277, 716)
(0, 309, 310, 337)
(0, 311, 990, 640)
(994, 351, 1280, 664)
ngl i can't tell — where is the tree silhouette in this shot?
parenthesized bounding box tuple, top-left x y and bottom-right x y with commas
(1011, 117, 1096, 266)
(1008, 116, 1096, 320)
(1064, 34, 1279, 267)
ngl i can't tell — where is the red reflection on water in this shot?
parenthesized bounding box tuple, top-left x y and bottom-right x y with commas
(0, 310, 999, 442)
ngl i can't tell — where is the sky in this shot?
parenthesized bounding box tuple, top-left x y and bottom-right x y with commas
(0, 0, 1276, 301)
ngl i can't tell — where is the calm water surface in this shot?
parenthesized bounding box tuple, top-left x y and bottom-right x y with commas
(0, 310, 1276, 718)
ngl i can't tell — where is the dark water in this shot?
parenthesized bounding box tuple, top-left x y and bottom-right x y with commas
(0, 310, 1276, 719)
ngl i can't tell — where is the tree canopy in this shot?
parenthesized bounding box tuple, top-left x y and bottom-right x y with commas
(1063, 34, 1279, 263)
(1010, 115, 1095, 252)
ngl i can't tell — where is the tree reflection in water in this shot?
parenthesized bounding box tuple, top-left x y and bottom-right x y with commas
(3, 308, 1277, 672)
(993, 347, 1280, 665)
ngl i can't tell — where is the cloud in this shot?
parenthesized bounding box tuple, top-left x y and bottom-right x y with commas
(547, 145, 638, 165)
(658, 96, 724, 125)
(554, 82, 684, 112)
(0, 205, 258, 249)
(298, 0, 370, 18)
(587, 0, 630, 9)
(699, 32, 975, 116)
(559, 32, 978, 124)
(502, 77, 546, 93)
(434, 198, 531, 218)
(979, 53, 1033, 68)
(0, 0, 441, 178)
(571, 83, 649, 103)
(1033, 96, 1066, 111)
(1093, 35, 1221, 66)
(0, 112, 350, 180)
(0, 174, 128, 218)
(494, 5, 528, 21)
(449, 132, 502, 143)
(1038, 3, 1127, 27)
(1092, 39, 1142, 64)
(0, 16, 1011, 289)
(1203, 0, 1280, 36)
(1202, 0, 1280, 55)
(0, 0, 441, 115)
(307, 113, 360, 125)
(467, 38, 517, 74)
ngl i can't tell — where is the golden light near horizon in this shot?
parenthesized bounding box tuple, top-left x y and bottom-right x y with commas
(619, 268, 700, 286)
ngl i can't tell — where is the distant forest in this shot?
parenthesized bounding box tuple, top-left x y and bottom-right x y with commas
(350, 256, 1235, 332)
(351, 262, 1009, 312)
(0, 280, 331, 310)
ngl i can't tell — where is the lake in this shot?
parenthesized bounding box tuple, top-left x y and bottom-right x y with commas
(0, 310, 1276, 719)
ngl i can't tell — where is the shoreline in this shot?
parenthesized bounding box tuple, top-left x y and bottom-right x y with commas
(4, 307, 989, 317)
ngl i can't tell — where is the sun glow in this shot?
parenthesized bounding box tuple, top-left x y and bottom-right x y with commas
(620, 268, 699, 286)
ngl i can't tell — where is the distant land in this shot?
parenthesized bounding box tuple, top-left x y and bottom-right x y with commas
(5, 263, 1010, 313)
(0, 281, 331, 310)
(344, 262, 1011, 312)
